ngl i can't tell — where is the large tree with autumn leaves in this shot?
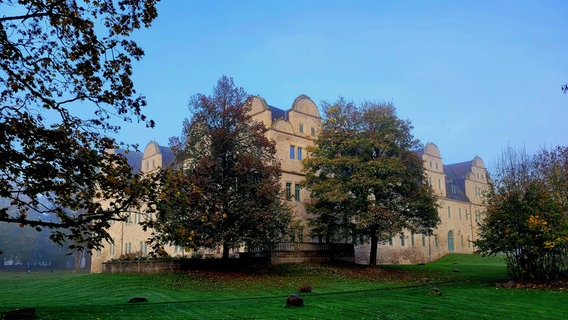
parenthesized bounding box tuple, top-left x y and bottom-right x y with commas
(476, 146, 568, 282)
(303, 99, 439, 266)
(0, 1, 159, 252)
(145, 76, 291, 258)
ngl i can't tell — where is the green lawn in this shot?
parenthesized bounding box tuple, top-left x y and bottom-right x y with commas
(1, 254, 566, 319)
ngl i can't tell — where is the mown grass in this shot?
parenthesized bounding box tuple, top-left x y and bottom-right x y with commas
(1, 254, 566, 319)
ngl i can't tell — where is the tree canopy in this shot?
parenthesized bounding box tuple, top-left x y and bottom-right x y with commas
(476, 146, 568, 282)
(303, 99, 439, 265)
(1, 0, 159, 252)
(145, 76, 291, 258)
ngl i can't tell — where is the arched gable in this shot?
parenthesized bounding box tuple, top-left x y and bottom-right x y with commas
(291, 94, 320, 118)
(249, 96, 269, 115)
(273, 118, 293, 133)
(423, 143, 441, 158)
(143, 141, 161, 159)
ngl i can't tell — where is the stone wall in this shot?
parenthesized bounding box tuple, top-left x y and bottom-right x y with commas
(101, 243, 354, 273)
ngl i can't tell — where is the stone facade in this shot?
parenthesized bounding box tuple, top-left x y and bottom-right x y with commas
(356, 143, 487, 264)
(90, 95, 487, 272)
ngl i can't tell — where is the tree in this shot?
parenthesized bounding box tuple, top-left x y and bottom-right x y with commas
(303, 99, 439, 265)
(145, 76, 291, 258)
(0, 1, 159, 252)
(476, 146, 568, 282)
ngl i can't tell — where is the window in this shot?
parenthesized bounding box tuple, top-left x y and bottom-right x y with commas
(145, 161, 149, 170)
(459, 208, 462, 220)
(289, 146, 295, 159)
(450, 183, 456, 194)
(467, 236, 471, 248)
(447, 206, 451, 219)
(411, 232, 415, 246)
(311, 127, 316, 136)
(435, 162, 438, 169)
(299, 124, 304, 133)
(297, 147, 303, 161)
(125, 242, 132, 254)
(285, 182, 292, 201)
(434, 235, 438, 248)
(461, 235, 464, 248)
(294, 184, 301, 202)
(400, 233, 405, 247)
(422, 234, 426, 247)
(475, 211, 480, 222)
(438, 179, 441, 190)
(448, 230, 454, 252)
(110, 244, 115, 256)
(152, 159, 156, 169)
(465, 209, 469, 221)
(388, 236, 393, 246)
(429, 160, 432, 168)
(428, 177, 432, 186)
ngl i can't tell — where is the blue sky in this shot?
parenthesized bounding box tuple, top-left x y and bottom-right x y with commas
(118, 0, 568, 169)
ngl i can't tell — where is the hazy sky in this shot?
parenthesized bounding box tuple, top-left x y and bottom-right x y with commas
(117, 0, 568, 170)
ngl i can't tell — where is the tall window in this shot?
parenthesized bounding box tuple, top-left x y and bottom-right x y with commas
(110, 243, 115, 256)
(297, 147, 303, 160)
(311, 127, 316, 136)
(447, 206, 451, 219)
(289, 145, 295, 159)
(285, 182, 292, 201)
(299, 124, 304, 133)
(400, 233, 405, 246)
(422, 234, 426, 247)
(434, 235, 438, 248)
(294, 184, 301, 202)
(411, 232, 415, 246)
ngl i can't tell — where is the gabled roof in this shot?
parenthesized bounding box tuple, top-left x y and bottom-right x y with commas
(443, 161, 473, 202)
(159, 146, 175, 168)
(110, 149, 144, 173)
(268, 105, 288, 122)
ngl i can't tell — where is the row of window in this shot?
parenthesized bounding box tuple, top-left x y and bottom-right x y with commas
(145, 159, 157, 171)
(446, 206, 482, 222)
(388, 232, 473, 250)
(298, 124, 316, 137)
(428, 160, 440, 170)
(126, 212, 145, 224)
(289, 146, 303, 160)
(285, 182, 302, 202)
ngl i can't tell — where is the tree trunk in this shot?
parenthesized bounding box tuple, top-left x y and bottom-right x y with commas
(369, 233, 378, 266)
(222, 243, 230, 259)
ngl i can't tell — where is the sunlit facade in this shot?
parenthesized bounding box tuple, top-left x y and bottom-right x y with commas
(91, 95, 487, 271)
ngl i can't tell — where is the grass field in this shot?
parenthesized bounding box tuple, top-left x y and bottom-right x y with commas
(1, 254, 566, 319)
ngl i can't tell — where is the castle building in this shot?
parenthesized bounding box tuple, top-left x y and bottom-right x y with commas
(90, 95, 487, 272)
